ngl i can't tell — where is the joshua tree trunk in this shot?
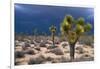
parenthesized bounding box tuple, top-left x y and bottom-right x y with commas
(69, 43, 75, 61)
(52, 33, 55, 46)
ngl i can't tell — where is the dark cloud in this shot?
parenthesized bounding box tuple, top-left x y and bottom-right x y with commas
(15, 3, 94, 35)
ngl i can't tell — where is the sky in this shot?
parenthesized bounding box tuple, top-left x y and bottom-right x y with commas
(15, 3, 94, 35)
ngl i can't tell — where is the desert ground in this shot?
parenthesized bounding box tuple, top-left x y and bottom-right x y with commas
(15, 35, 94, 65)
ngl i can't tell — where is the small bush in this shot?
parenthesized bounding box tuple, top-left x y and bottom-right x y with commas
(24, 42, 30, 47)
(34, 47, 40, 51)
(79, 35, 93, 46)
(28, 57, 44, 64)
(76, 47, 84, 54)
(15, 51, 25, 58)
(25, 49, 35, 55)
(28, 54, 46, 64)
(39, 42, 46, 47)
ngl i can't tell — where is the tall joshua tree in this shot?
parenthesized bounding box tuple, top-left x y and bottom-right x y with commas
(60, 15, 92, 61)
(49, 25, 56, 46)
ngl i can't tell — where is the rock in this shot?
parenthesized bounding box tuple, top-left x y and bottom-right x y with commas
(50, 47, 64, 55)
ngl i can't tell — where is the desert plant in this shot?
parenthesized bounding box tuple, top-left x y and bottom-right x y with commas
(28, 55, 45, 64)
(24, 49, 35, 55)
(15, 51, 25, 58)
(49, 25, 56, 46)
(60, 15, 92, 61)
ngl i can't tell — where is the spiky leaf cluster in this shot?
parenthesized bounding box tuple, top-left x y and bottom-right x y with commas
(49, 25, 56, 33)
(60, 15, 92, 44)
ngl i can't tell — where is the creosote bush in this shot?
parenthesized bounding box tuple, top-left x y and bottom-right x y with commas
(15, 51, 25, 58)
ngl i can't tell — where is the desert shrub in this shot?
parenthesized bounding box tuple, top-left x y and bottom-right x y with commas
(52, 60, 59, 63)
(34, 47, 40, 51)
(28, 58, 38, 64)
(15, 62, 20, 65)
(24, 42, 30, 47)
(15, 51, 25, 58)
(76, 47, 84, 54)
(46, 57, 52, 61)
(50, 47, 64, 55)
(24, 49, 35, 55)
(28, 56, 45, 64)
(79, 36, 93, 46)
(84, 40, 92, 46)
(22, 42, 31, 50)
(39, 42, 46, 47)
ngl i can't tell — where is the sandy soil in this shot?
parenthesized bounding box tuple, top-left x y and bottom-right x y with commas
(15, 35, 94, 65)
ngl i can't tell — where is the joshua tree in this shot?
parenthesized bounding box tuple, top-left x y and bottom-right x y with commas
(60, 15, 92, 61)
(49, 25, 56, 46)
